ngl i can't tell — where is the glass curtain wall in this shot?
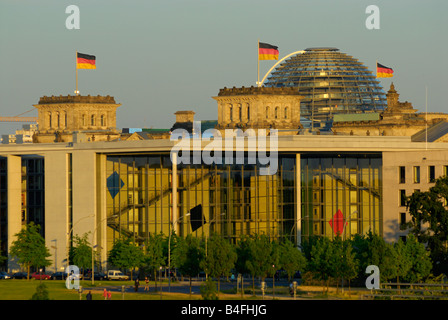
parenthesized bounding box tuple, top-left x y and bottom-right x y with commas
(21, 156, 45, 236)
(300, 153, 382, 241)
(105, 152, 382, 250)
(0, 157, 6, 266)
(105, 154, 297, 247)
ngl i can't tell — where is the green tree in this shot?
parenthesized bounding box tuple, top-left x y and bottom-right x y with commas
(339, 239, 358, 293)
(330, 236, 345, 293)
(200, 277, 218, 300)
(108, 238, 144, 279)
(201, 233, 237, 296)
(403, 234, 432, 283)
(245, 234, 275, 295)
(308, 236, 334, 294)
(392, 238, 412, 283)
(351, 231, 397, 283)
(72, 233, 92, 277)
(235, 235, 252, 277)
(235, 235, 254, 297)
(164, 230, 179, 275)
(9, 223, 51, 280)
(30, 283, 50, 300)
(0, 241, 7, 266)
(301, 235, 320, 262)
(406, 176, 448, 275)
(268, 240, 280, 297)
(172, 235, 204, 297)
(278, 239, 307, 281)
(350, 233, 370, 277)
(375, 240, 397, 283)
(144, 232, 166, 291)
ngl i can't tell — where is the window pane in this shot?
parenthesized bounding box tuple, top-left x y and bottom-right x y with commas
(413, 166, 420, 183)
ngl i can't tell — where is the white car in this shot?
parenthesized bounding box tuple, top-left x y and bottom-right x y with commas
(0, 272, 11, 280)
(106, 270, 129, 281)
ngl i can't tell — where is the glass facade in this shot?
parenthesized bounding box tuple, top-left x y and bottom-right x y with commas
(0, 157, 6, 263)
(105, 152, 383, 249)
(21, 156, 45, 236)
(300, 153, 382, 240)
(264, 48, 387, 124)
(105, 154, 297, 248)
(0, 155, 45, 268)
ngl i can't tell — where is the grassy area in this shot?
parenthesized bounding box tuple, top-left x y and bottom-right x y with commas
(0, 279, 370, 300)
(0, 279, 82, 300)
(0, 279, 199, 300)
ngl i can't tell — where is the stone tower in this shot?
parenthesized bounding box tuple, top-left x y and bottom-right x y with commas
(386, 82, 399, 108)
(213, 86, 303, 134)
(33, 95, 121, 143)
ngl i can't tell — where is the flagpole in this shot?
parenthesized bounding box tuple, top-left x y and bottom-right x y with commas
(426, 86, 428, 150)
(376, 60, 378, 78)
(257, 39, 260, 86)
(75, 51, 79, 95)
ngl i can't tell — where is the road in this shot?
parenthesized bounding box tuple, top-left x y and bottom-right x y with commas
(83, 277, 300, 296)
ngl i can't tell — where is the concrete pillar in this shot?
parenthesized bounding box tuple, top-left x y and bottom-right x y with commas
(172, 153, 178, 234)
(71, 150, 96, 248)
(44, 151, 69, 273)
(296, 153, 302, 248)
(7, 155, 22, 272)
(96, 154, 108, 270)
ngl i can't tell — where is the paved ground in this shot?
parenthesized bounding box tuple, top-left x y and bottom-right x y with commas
(83, 277, 298, 297)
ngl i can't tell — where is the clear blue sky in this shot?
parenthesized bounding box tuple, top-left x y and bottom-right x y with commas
(0, 0, 446, 133)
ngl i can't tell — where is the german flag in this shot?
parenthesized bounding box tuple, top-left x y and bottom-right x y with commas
(77, 52, 96, 69)
(377, 62, 393, 78)
(259, 42, 279, 60)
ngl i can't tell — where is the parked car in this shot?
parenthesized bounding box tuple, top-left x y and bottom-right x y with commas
(0, 271, 11, 280)
(31, 272, 51, 280)
(67, 272, 83, 280)
(85, 271, 106, 281)
(51, 272, 68, 280)
(106, 270, 129, 281)
(12, 272, 28, 279)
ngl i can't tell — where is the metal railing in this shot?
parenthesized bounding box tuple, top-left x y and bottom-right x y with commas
(362, 282, 448, 300)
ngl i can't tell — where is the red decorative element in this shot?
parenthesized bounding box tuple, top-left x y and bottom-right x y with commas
(329, 209, 346, 235)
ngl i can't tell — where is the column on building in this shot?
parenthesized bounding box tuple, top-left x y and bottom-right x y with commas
(6, 155, 21, 272)
(44, 151, 70, 273)
(71, 150, 97, 267)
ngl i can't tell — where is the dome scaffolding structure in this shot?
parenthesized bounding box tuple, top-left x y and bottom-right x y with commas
(263, 48, 387, 128)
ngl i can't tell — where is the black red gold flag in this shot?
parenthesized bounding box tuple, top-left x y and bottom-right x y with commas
(259, 42, 279, 60)
(77, 52, 96, 69)
(377, 62, 393, 78)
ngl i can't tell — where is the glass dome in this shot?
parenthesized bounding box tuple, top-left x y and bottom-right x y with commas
(264, 47, 387, 125)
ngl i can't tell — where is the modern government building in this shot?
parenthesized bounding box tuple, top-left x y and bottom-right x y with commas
(1, 47, 448, 273)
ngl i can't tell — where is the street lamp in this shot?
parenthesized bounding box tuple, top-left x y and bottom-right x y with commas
(290, 215, 309, 248)
(205, 212, 226, 257)
(342, 211, 358, 240)
(66, 214, 94, 272)
(341, 210, 358, 292)
(91, 215, 117, 285)
(168, 213, 190, 292)
(51, 239, 57, 273)
(203, 212, 226, 280)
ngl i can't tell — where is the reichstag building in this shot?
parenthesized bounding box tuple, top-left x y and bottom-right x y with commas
(1, 47, 447, 273)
